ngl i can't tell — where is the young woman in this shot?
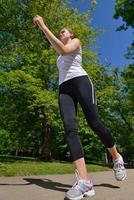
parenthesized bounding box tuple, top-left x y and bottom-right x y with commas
(33, 15, 126, 200)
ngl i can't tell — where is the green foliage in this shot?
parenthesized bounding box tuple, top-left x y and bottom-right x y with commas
(0, 129, 12, 153)
(113, 0, 134, 59)
(119, 65, 134, 159)
(0, 0, 98, 159)
(107, 66, 134, 160)
(113, 0, 134, 157)
(114, 0, 134, 30)
(0, 0, 133, 162)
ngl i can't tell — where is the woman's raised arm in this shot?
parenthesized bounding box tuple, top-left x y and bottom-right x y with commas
(33, 15, 80, 55)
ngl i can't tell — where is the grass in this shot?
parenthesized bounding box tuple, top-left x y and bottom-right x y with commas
(0, 155, 111, 177)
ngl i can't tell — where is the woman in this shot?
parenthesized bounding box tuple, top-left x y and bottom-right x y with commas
(33, 15, 126, 200)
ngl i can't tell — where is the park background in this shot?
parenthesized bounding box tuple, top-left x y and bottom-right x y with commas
(0, 0, 133, 175)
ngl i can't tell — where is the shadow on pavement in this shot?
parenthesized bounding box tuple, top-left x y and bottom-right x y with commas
(0, 178, 120, 192)
(94, 183, 120, 189)
(24, 178, 71, 192)
(0, 178, 71, 193)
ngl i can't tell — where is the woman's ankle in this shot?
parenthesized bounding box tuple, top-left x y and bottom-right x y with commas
(113, 153, 121, 161)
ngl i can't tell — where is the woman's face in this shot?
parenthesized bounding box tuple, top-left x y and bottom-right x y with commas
(59, 28, 73, 43)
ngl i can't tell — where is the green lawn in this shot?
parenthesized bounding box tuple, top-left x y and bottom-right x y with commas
(0, 155, 111, 177)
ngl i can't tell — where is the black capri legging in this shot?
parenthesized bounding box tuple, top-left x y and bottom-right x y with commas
(58, 75, 115, 161)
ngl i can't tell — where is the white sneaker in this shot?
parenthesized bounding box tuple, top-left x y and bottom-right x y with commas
(65, 169, 95, 200)
(113, 155, 127, 181)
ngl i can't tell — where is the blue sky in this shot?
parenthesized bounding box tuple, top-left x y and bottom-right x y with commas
(69, 0, 133, 69)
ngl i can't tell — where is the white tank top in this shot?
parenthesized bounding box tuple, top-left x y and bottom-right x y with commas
(57, 47, 88, 85)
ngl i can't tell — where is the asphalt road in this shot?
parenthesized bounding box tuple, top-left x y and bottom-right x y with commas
(0, 169, 133, 200)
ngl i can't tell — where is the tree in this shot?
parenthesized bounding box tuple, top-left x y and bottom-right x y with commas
(113, 0, 134, 160)
(113, 0, 134, 59)
(0, 69, 58, 157)
(1, 0, 132, 162)
(119, 65, 134, 160)
(114, 0, 134, 29)
(0, 0, 99, 160)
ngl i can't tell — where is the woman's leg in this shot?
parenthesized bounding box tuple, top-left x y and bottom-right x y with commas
(74, 76, 115, 149)
(59, 91, 95, 200)
(59, 93, 89, 180)
(73, 158, 90, 180)
(107, 145, 120, 160)
(73, 76, 126, 181)
(73, 76, 123, 159)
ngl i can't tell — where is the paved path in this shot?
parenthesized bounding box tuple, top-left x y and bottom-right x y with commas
(0, 169, 133, 200)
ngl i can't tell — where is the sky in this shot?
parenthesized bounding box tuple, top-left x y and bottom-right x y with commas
(69, 0, 133, 69)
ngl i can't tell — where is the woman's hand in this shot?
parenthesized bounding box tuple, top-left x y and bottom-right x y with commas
(33, 15, 46, 30)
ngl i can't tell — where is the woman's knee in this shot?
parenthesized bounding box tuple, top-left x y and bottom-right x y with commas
(89, 119, 101, 131)
(63, 117, 78, 134)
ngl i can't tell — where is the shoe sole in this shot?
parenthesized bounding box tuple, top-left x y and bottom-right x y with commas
(116, 173, 127, 181)
(84, 189, 95, 197)
(65, 189, 95, 200)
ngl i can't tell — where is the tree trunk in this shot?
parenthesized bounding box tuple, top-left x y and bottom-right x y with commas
(106, 149, 112, 164)
(40, 111, 51, 160)
(104, 152, 108, 164)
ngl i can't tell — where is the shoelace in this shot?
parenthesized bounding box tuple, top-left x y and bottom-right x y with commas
(72, 170, 91, 191)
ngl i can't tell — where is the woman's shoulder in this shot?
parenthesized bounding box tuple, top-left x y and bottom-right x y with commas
(71, 38, 82, 50)
(71, 38, 81, 46)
